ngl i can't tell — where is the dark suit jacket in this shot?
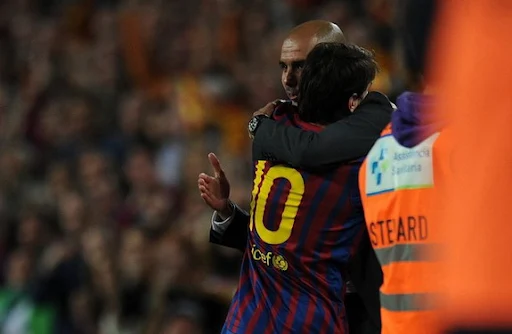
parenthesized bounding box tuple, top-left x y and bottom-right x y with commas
(209, 206, 249, 252)
(210, 92, 391, 334)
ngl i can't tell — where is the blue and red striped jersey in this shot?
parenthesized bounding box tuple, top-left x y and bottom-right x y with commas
(223, 104, 366, 334)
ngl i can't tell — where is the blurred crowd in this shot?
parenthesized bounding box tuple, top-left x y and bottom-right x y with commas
(0, 0, 404, 333)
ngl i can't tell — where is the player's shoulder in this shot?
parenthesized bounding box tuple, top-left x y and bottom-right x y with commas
(273, 102, 323, 132)
(272, 101, 296, 121)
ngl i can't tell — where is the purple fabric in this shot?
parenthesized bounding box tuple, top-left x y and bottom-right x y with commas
(391, 91, 445, 148)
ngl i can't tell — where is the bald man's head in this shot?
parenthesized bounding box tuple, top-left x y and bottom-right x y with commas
(280, 20, 346, 101)
(288, 20, 346, 45)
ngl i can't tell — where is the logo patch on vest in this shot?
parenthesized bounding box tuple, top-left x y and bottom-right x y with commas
(366, 133, 440, 196)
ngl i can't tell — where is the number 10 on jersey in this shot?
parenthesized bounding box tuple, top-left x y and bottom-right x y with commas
(250, 161, 305, 245)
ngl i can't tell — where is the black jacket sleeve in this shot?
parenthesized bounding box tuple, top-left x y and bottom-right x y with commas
(209, 207, 250, 252)
(252, 92, 393, 170)
(348, 227, 383, 334)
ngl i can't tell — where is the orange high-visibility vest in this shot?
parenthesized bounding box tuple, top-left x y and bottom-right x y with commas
(359, 123, 451, 334)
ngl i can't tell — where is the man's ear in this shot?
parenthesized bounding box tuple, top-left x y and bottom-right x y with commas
(348, 94, 361, 113)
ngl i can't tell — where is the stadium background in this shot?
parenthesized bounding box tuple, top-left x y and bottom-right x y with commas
(0, 0, 407, 333)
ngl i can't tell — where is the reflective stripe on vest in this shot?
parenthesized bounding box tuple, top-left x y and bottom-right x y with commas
(374, 243, 439, 266)
(380, 292, 438, 311)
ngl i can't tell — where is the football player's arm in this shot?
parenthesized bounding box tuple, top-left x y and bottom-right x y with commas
(209, 203, 249, 252)
(252, 92, 393, 170)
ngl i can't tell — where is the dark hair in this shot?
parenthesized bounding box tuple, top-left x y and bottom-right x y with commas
(298, 43, 378, 125)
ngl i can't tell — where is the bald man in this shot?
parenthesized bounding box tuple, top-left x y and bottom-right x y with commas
(201, 20, 391, 334)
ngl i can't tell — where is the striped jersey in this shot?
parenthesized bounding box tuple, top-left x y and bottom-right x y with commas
(222, 104, 366, 334)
